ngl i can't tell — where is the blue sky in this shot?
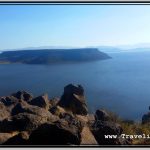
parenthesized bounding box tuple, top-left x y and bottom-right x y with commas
(0, 5, 150, 50)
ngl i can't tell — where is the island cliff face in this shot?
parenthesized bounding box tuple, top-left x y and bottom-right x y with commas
(0, 48, 111, 64)
(0, 84, 132, 146)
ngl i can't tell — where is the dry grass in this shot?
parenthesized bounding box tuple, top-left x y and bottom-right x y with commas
(120, 121, 150, 145)
(102, 109, 150, 145)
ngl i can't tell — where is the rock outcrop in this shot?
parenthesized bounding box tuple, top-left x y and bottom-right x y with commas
(28, 120, 81, 145)
(92, 121, 123, 145)
(0, 84, 132, 146)
(11, 91, 33, 102)
(29, 94, 49, 110)
(0, 96, 19, 107)
(58, 84, 88, 115)
(92, 109, 132, 145)
(95, 109, 110, 121)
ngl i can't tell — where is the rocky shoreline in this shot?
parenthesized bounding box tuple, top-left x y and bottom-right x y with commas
(0, 84, 148, 146)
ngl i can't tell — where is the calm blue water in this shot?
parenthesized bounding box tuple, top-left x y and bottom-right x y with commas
(0, 51, 150, 120)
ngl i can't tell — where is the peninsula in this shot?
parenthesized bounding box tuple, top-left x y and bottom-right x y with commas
(0, 48, 111, 64)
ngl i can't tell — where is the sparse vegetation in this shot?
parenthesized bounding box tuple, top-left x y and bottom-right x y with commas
(103, 109, 150, 145)
(120, 121, 150, 145)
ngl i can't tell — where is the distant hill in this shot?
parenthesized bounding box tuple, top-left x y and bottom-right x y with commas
(97, 46, 122, 53)
(96, 46, 150, 53)
(117, 43, 150, 50)
(0, 48, 111, 64)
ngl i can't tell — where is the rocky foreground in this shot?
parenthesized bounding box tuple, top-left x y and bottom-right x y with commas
(0, 84, 132, 145)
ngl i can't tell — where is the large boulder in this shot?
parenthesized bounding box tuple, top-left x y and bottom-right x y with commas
(95, 109, 110, 121)
(92, 121, 123, 145)
(12, 112, 58, 133)
(11, 91, 33, 102)
(58, 84, 88, 115)
(0, 95, 59, 133)
(29, 94, 49, 110)
(0, 96, 18, 107)
(11, 100, 53, 118)
(28, 119, 81, 145)
(0, 104, 58, 133)
(0, 97, 58, 133)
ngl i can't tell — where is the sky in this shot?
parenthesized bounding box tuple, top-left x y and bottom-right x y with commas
(0, 5, 150, 50)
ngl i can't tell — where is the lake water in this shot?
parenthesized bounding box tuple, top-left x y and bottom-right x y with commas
(0, 51, 150, 120)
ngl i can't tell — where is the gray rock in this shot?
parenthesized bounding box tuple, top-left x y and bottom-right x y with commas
(0, 96, 18, 106)
(92, 121, 123, 145)
(28, 120, 81, 145)
(11, 100, 53, 117)
(0, 102, 58, 133)
(95, 109, 110, 121)
(29, 94, 49, 109)
(58, 84, 88, 115)
(12, 111, 58, 132)
(11, 91, 33, 102)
